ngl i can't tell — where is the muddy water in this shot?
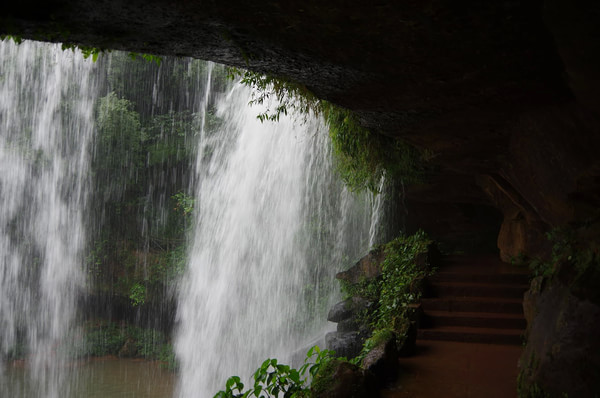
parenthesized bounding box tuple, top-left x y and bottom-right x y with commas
(3, 358, 175, 397)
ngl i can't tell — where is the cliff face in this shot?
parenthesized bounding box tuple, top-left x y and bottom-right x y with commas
(4, 0, 598, 258)
(3, 1, 600, 395)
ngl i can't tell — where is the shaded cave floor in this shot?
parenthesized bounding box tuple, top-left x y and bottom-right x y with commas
(381, 254, 528, 397)
(381, 340, 522, 398)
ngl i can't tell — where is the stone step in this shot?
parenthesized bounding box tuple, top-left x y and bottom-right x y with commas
(417, 326, 523, 345)
(430, 271, 530, 285)
(428, 281, 529, 299)
(421, 297, 524, 314)
(424, 310, 527, 329)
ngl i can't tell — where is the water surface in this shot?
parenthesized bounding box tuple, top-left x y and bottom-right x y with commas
(3, 358, 175, 397)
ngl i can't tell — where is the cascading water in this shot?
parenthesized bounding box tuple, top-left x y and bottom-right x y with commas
(0, 39, 382, 397)
(0, 40, 97, 396)
(176, 76, 378, 397)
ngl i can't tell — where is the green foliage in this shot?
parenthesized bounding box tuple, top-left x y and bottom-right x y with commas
(87, 236, 186, 309)
(155, 244, 187, 281)
(129, 282, 146, 306)
(342, 231, 432, 362)
(95, 92, 143, 180)
(227, 68, 320, 123)
(340, 275, 380, 303)
(70, 321, 177, 369)
(530, 227, 600, 280)
(360, 328, 395, 356)
(82, 322, 128, 357)
(85, 238, 109, 282)
(1, 35, 24, 45)
(144, 111, 198, 165)
(376, 230, 431, 331)
(173, 192, 195, 217)
(214, 346, 334, 398)
(1, 35, 104, 62)
(228, 68, 425, 193)
(128, 52, 162, 65)
(517, 352, 549, 398)
(529, 226, 600, 305)
(323, 103, 423, 192)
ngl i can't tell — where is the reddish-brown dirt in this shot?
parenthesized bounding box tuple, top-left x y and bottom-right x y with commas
(380, 254, 527, 397)
(381, 340, 522, 398)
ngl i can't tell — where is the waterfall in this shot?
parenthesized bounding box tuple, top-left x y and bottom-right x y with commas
(0, 39, 381, 397)
(0, 40, 97, 396)
(175, 79, 376, 397)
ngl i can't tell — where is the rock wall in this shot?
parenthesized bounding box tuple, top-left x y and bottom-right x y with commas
(3, 2, 599, 256)
(520, 276, 600, 397)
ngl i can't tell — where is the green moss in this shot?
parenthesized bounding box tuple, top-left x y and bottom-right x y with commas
(310, 358, 343, 395)
(358, 327, 396, 362)
(228, 68, 426, 193)
(322, 103, 424, 193)
(341, 231, 433, 363)
(529, 226, 600, 304)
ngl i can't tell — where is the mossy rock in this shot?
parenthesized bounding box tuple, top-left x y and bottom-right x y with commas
(311, 359, 377, 398)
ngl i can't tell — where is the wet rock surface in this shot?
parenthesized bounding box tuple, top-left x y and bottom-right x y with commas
(361, 334, 399, 383)
(311, 359, 376, 398)
(327, 297, 373, 323)
(325, 331, 363, 360)
(336, 249, 385, 284)
(520, 278, 600, 397)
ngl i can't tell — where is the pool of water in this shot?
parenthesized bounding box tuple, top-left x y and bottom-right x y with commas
(3, 357, 175, 397)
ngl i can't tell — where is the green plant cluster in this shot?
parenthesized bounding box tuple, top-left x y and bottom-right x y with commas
(2, 35, 162, 64)
(85, 54, 230, 312)
(72, 321, 177, 369)
(341, 231, 432, 362)
(323, 104, 424, 192)
(228, 68, 425, 193)
(376, 231, 431, 329)
(226, 68, 321, 123)
(214, 346, 334, 398)
(129, 282, 146, 306)
(93, 238, 186, 307)
(529, 227, 600, 303)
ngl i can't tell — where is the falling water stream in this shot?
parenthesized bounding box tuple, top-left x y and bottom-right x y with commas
(0, 40, 381, 397)
(176, 80, 376, 397)
(0, 40, 97, 397)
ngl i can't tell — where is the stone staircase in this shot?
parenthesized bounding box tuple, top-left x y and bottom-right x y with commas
(417, 255, 530, 345)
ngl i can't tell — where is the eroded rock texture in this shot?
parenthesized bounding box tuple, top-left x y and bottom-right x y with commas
(521, 277, 600, 397)
(3, 1, 599, 256)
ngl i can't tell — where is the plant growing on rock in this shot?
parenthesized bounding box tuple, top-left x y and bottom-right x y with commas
(339, 230, 433, 363)
(228, 68, 426, 193)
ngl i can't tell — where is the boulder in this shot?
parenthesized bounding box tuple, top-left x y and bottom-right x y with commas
(519, 279, 600, 397)
(337, 317, 360, 333)
(336, 249, 385, 284)
(325, 331, 363, 359)
(311, 359, 377, 398)
(327, 297, 373, 323)
(327, 300, 354, 323)
(361, 334, 399, 383)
